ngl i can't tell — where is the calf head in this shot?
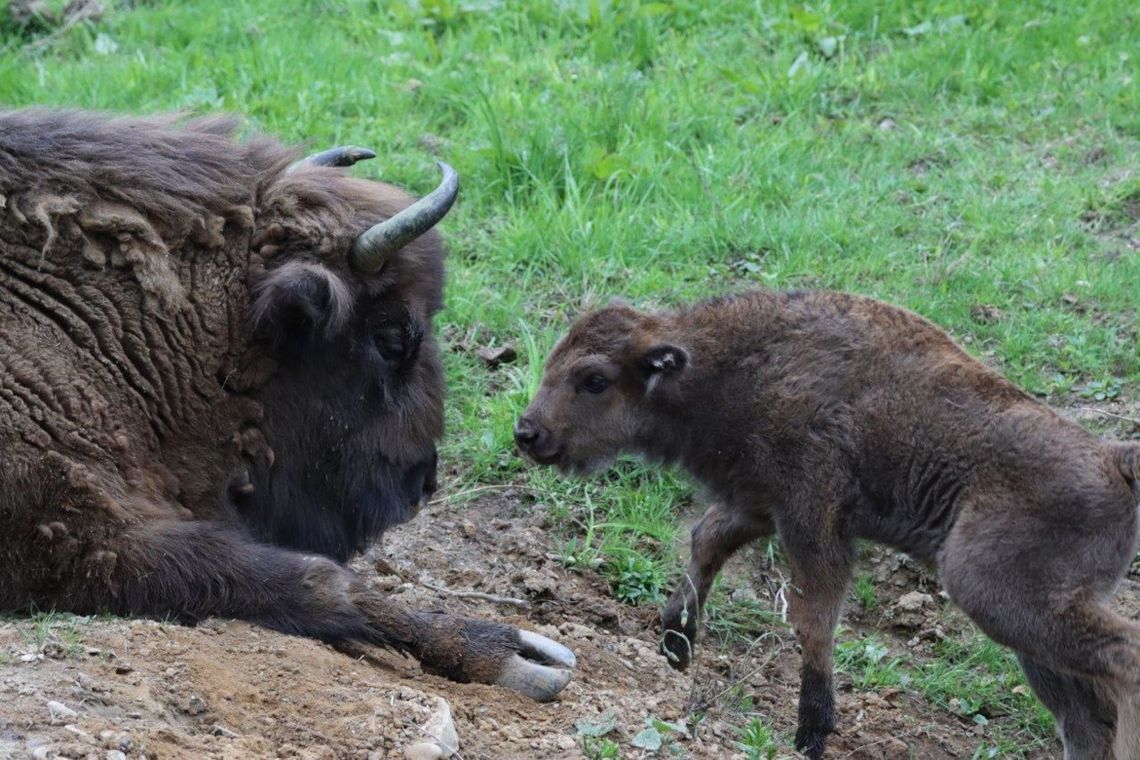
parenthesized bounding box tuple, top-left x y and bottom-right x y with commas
(228, 159, 455, 561)
(516, 302, 690, 475)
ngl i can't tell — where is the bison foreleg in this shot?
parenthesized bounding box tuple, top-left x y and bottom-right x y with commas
(31, 518, 574, 701)
(105, 520, 385, 644)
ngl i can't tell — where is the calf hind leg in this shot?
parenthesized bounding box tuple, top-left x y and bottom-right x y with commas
(1018, 654, 1116, 760)
(944, 547, 1140, 757)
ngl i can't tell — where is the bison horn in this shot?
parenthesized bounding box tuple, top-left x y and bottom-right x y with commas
(286, 145, 377, 173)
(349, 161, 459, 275)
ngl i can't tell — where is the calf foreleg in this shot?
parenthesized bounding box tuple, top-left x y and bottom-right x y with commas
(660, 503, 773, 670)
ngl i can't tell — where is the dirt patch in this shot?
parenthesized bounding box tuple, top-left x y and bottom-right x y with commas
(4, 479, 1135, 758)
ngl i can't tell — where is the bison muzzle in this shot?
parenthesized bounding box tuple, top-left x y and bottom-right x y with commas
(0, 109, 574, 702)
(518, 290, 1140, 756)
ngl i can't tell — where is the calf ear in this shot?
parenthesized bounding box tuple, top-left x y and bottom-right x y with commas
(251, 262, 354, 348)
(640, 344, 688, 395)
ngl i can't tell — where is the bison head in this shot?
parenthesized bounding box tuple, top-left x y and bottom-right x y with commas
(225, 156, 456, 562)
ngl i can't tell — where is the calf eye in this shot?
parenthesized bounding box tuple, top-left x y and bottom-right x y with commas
(580, 374, 609, 394)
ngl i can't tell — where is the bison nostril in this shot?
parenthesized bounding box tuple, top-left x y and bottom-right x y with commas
(514, 419, 540, 449)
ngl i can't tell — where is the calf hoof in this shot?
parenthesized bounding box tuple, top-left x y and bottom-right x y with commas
(660, 596, 698, 671)
(794, 725, 830, 760)
(417, 616, 576, 702)
(660, 627, 694, 671)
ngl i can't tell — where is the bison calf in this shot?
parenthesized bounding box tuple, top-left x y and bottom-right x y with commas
(517, 290, 1140, 757)
(0, 109, 573, 702)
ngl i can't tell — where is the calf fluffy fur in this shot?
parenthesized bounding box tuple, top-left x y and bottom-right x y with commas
(516, 290, 1140, 759)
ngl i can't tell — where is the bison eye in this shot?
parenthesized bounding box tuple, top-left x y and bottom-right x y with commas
(373, 329, 406, 363)
(580, 374, 610, 394)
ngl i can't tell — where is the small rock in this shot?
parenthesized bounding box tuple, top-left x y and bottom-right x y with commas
(556, 735, 577, 751)
(878, 117, 896, 131)
(42, 642, 67, 659)
(62, 724, 94, 742)
(476, 344, 517, 368)
(895, 591, 933, 613)
(405, 743, 443, 760)
(747, 670, 768, 689)
(422, 697, 458, 756)
(106, 751, 127, 760)
(884, 737, 910, 755)
(417, 133, 443, 154)
(970, 304, 1003, 324)
(179, 695, 208, 716)
(461, 522, 476, 539)
(47, 701, 78, 720)
(76, 672, 107, 692)
(520, 568, 558, 598)
(557, 622, 595, 640)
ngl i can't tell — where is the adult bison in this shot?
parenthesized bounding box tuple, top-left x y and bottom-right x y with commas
(0, 109, 574, 701)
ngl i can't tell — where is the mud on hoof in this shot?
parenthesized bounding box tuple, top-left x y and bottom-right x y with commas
(415, 614, 576, 702)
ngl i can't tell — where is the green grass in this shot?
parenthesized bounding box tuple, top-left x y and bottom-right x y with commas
(2, 0, 1137, 755)
(22, 611, 89, 658)
(854, 574, 880, 611)
(738, 716, 781, 760)
(837, 631, 1056, 755)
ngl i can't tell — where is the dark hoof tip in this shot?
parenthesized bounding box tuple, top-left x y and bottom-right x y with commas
(794, 727, 829, 760)
(660, 629, 693, 671)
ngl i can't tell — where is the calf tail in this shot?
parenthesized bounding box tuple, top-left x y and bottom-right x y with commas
(1112, 441, 1140, 487)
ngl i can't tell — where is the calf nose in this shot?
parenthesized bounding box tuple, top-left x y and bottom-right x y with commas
(514, 417, 543, 452)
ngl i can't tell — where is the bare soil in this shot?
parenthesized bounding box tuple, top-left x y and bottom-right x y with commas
(1, 402, 1136, 759)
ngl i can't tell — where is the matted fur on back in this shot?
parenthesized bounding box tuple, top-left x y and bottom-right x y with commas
(0, 109, 293, 245)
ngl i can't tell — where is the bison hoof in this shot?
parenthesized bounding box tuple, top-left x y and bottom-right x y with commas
(494, 629, 576, 702)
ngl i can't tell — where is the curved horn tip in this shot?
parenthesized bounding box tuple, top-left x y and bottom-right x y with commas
(342, 146, 378, 164)
(289, 145, 378, 173)
(348, 159, 461, 274)
(435, 159, 458, 182)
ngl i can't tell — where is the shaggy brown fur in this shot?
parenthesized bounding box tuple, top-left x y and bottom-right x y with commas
(517, 290, 1140, 757)
(0, 109, 572, 699)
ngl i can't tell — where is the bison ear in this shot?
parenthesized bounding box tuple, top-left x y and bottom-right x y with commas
(251, 262, 354, 348)
(640, 344, 688, 395)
